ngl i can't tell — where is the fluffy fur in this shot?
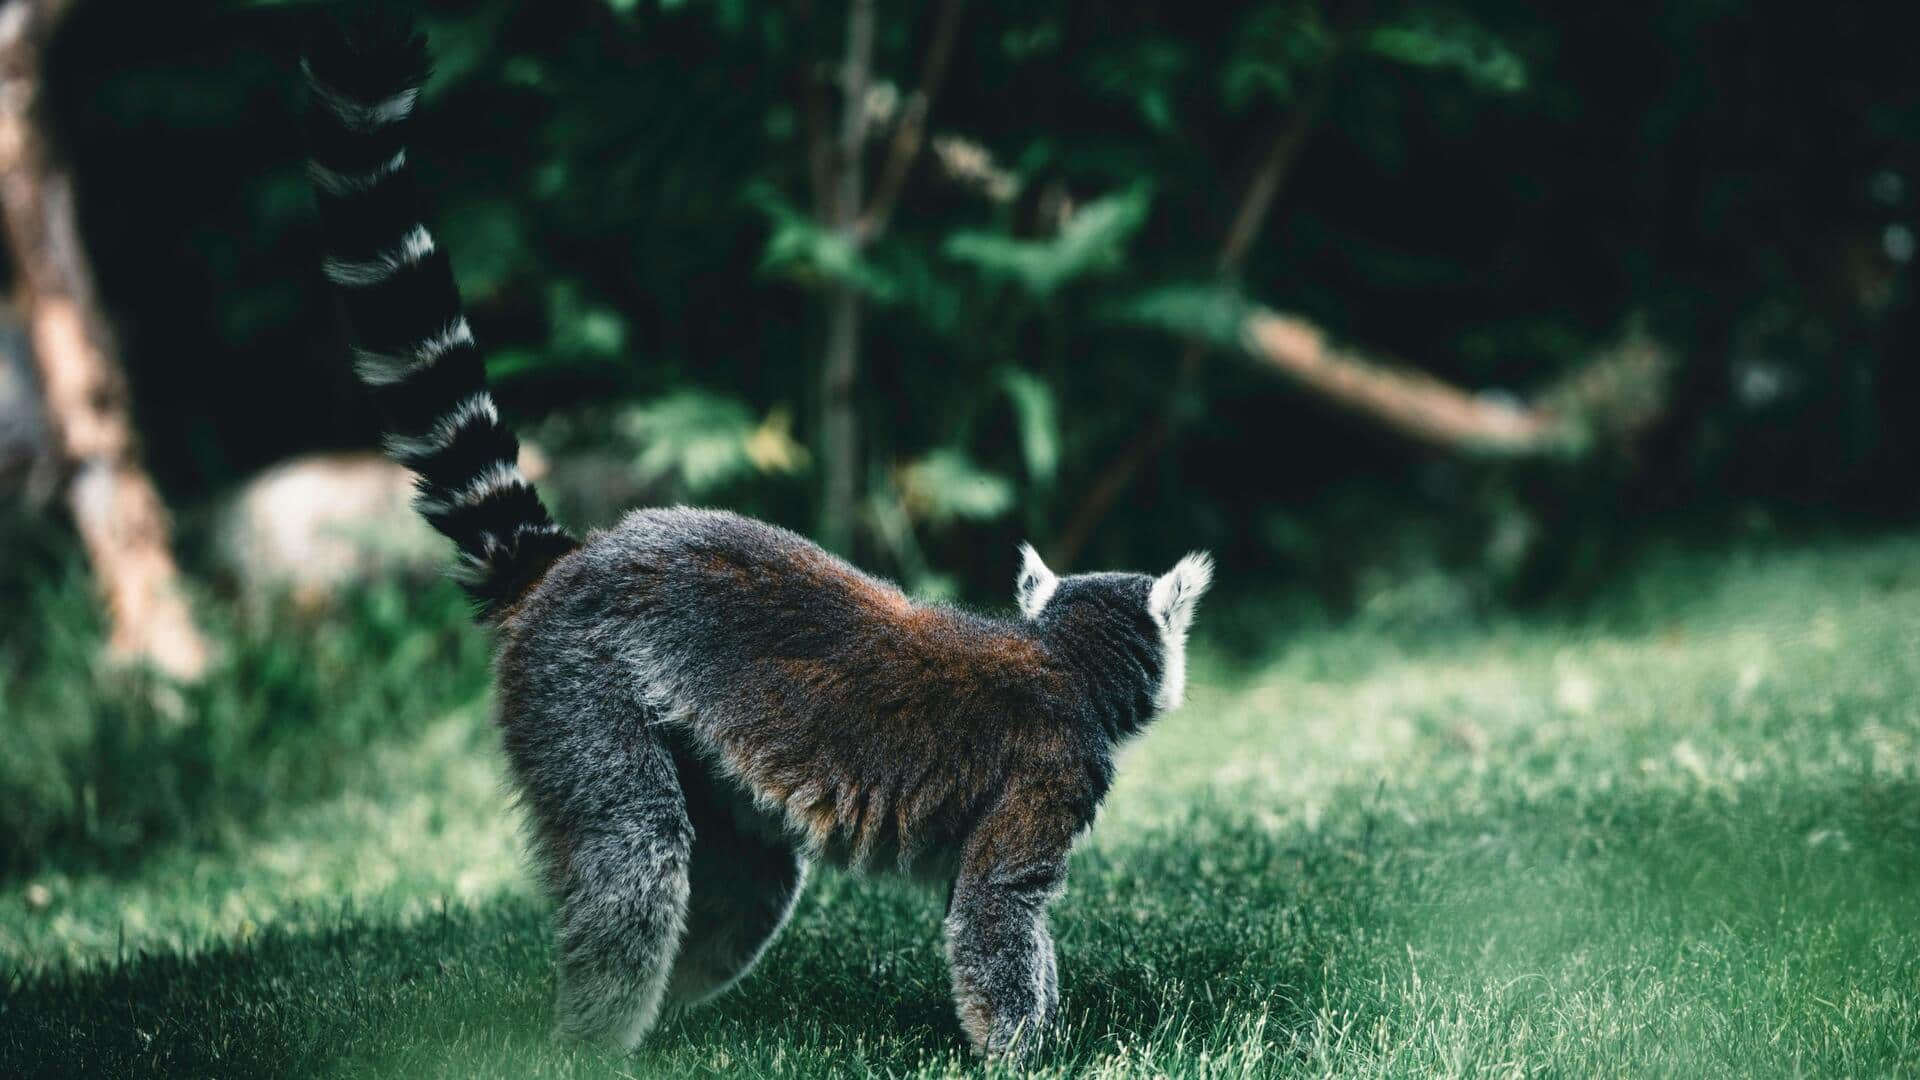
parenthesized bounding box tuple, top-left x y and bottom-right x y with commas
(304, 16, 1211, 1064)
(303, 14, 574, 618)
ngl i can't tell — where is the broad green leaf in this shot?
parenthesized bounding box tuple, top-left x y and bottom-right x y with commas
(1222, 3, 1336, 110)
(997, 369, 1061, 488)
(746, 185, 899, 301)
(896, 448, 1016, 528)
(1102, 283, 1253, 346)
(620, 389, 804, 496)
(1083, 40, 1191, 134)
(943, 185, 1153, 298)
(1366, 14, 1528, 94)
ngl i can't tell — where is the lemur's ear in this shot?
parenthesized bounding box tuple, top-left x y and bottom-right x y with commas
(1016, 542, 1060, 619)
(1149, 551, 1213, 636)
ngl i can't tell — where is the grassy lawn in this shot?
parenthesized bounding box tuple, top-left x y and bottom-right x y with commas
(4, 536, 1920, 1076)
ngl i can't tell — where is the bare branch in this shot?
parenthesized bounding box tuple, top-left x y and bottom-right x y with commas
(832, 0, 876, 229)
(1243, 309, 1672, 456)
(1051, 75, 1336, 567)
(1217, 74, 1333, 276)
(1243, 310, 1563, 454)
(854, 0, 965, 245)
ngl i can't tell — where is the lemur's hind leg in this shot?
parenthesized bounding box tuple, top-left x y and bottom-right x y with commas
(536, 719, 693, 1049)
(665, 740, 808, 1006)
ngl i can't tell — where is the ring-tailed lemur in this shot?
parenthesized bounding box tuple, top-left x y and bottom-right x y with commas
(303, 15, 1211, 1062)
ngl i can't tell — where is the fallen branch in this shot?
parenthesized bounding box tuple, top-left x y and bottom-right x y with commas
(1243, 310, 1562, 455)
(1240, 305, 1670, 458)
(0, 0, 210, 681)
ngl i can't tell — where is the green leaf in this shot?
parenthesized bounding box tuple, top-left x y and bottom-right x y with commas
(1221, 3, 1336, 110)
(896, 448, 1016, 528)
(619, 389, 805, 496)
(544, 280, 628, 360)
(746, 185, 899, 301)
(944, 185, 1153, 298)
(1083, 40, 1191, 134)
(1365, 14, 1528, 94)
(997, 369, 1061, 488)
(1102, 283, 1253, 346)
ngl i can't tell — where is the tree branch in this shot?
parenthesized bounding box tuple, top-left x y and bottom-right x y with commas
(1050, 75, 1336, 567)
(1242, 310, 1561, 454)
(1242, 308, 1671, 456)
(853, 0, 964, 246)
(794, 0, 835, 221)
(1217, 74, 1333, 279)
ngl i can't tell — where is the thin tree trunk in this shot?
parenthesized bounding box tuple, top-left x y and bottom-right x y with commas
(811, 0, 961, 556)
(815, 0, 875, 555)
(819, 282, 862, 553)
(0, 0, 209, 680)
(1049, 75, 1336, 568)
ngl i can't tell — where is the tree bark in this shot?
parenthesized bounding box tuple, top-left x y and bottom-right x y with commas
(809, 0, 963, 556)
(0, 0, 209, 681)
(1241, 309, 1566, 454)
(814, 0, 875, 555)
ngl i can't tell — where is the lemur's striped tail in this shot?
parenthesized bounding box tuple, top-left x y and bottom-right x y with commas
(304, 15, 576, 619)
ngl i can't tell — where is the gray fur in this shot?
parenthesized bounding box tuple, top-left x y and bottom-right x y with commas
(491, 507, 1211, 1061)
(945, 848, 1068, 1057)
(305, 24, 1213, 1059)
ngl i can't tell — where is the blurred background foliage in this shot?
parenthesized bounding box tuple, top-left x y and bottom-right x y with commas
(9, 0, 1919, 611)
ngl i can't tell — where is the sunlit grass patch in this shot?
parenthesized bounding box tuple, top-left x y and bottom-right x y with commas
(4, 535, 1920, 1075)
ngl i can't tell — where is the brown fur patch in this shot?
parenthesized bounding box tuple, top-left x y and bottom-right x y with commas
(957, 997, 993, 1051)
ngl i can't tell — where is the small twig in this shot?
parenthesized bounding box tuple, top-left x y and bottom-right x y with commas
(854, 0, 965, 245)
(1051, 2, 1362, 568)
(1050, 78, 1337, 567)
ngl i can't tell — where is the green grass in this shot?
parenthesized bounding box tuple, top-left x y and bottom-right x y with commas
(5, 535, 1920, 1076)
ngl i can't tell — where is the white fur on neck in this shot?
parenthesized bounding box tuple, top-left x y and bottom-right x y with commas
(1155, 632, 1189, 711)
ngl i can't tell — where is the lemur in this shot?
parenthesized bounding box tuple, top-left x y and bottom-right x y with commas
(302, 15, 1211, 1062)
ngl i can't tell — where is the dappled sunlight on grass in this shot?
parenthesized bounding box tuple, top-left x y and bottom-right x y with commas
(5, 537, 1920, 1075)
(0, 701, 525, 970)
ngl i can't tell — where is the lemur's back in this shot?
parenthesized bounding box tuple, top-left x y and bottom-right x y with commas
(505, 507, 1083, 869)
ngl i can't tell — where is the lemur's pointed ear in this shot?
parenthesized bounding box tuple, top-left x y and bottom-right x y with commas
(1016, 542, 1059, 619)
(1149, 551, 1213, 636)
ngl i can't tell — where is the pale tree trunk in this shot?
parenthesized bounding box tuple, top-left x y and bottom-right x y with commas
(0, 0, 209, 681)
(815, 0, 874, 555)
